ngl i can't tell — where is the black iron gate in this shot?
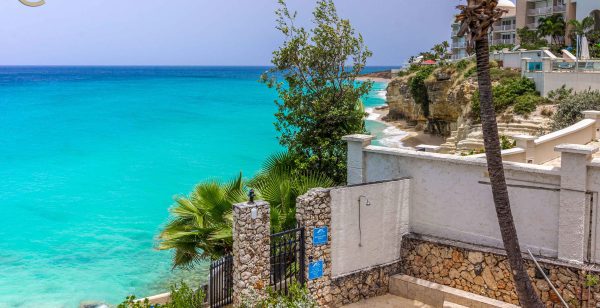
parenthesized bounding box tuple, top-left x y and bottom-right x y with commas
(270, 226, 306, 295)
(209, 253, 233, 308)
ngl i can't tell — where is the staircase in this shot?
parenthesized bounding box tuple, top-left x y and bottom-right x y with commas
(388, 275, 519, 308)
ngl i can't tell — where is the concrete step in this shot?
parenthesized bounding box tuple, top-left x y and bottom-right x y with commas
(443, 301, 469, 308)
(389, 275, 519, 308)
(340, 294, 433, 308)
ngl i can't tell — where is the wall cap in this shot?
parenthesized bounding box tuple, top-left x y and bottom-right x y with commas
(233, 200, 269, 210)
(583, 110, 600, 118)
(554, 144, 598, 155)
(342, 134, 375, 142)
(513, 134, 536, 141)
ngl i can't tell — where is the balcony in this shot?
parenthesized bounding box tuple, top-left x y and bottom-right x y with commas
(492, 38, 515, 45)
(527, 5, 566, 16)
(452, 42, 466, 49)
(495, 24, 516, 32)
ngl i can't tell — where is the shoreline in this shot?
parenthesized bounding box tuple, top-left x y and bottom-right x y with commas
(364, 81, 445, 149)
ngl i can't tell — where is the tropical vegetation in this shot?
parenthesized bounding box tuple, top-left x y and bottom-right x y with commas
(470, 77, 541, 120)
(551, 88, 600, 130)
(456, 1, 545, 306)
(118, 281, 205, 308)
(261, 0, 372, 184)
(247, 284, 318, 308)
(157, 153, 333, 268)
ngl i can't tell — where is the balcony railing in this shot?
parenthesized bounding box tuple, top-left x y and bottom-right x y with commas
(452, 42, 466, 49)
(527, 5, 566, 16)
(492, 39, 515, 45)
(495, 24, 516, 31)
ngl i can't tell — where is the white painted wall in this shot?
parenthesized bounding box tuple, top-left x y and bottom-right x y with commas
(523, 72, 600, 96)
(361, 148, 561, 258)
(330, 179, 410, 278)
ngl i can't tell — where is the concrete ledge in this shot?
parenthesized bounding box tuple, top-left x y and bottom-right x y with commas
(342, 134, 375, 142)
(390, 275, 519, 308)
(554, 143, 598, 155)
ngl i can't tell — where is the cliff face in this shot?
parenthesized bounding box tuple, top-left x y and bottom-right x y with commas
(385, 67, 548, 153)
(385, 68, 476, 136)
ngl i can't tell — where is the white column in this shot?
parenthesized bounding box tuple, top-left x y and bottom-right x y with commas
(514, 134, 537, 164)
(342, 134, 374, 185)
(555, 144, 597, 264)
(583, 110, 600, 140)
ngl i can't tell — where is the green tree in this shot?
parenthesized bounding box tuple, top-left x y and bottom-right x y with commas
(261, 0, 372, 184)
(569, 16, 596, 39)
(456, 1, 544, 307)
(249, 153, 334, 233)
(517, 27, 548, 50)
(537, 14, 566, 46)
(157, 154, 334, 268)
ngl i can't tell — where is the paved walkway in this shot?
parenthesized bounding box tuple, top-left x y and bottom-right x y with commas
(341, 294, 433, 308)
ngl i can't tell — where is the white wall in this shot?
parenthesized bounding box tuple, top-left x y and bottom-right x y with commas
(330, 179, 410, 278)
(361, 148, 562, 258)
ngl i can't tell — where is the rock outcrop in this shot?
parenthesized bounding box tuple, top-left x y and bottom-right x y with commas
(386, 67, 549, 153)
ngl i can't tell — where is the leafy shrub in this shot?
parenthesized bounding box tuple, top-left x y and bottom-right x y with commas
(118, 282, 205, 308)
(489, 68, 520, 82)
(513, 93, 541, 115)
(551, 90, 600, 130)
(249, 284, 318, 308)
(455, 59, 471, 72)
(408, 66, 435, 117)
(464, 66, 477, 78)
(547, 85, 574, 103)
(500, 135, 516, 150)
(471, 77, 538, 120)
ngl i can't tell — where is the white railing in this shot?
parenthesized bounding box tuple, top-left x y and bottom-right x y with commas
(528, 6, 552, 16)
(452, 42, 466, 49)
(492, 38, 515, 45)
(495, 24, 516, 31)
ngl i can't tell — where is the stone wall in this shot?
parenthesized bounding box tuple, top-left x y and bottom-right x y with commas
(401, 235, 600, 307)
(232, 201, 270, 307)
(296, 188, 400, 307)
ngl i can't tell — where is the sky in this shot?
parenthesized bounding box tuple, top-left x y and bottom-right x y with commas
(1, 0, 464, 66)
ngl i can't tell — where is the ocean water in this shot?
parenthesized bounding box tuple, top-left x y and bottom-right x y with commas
(0, 66, 393, 307)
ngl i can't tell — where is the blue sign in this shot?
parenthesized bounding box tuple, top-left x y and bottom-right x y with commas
(308, 260, 324, 280)
(313, 227, 328, 246)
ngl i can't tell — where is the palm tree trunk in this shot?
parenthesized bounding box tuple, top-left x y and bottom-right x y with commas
(474, 38, 545, 308)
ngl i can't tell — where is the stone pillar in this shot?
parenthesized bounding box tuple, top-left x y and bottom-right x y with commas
(514, 134, 537, 164)
(296, 188, 333, 307)
(555, 144, 597, 264)
(232, 201, 270, 306)
(583, 110, 600, 140)
(342, 134, 374, 185)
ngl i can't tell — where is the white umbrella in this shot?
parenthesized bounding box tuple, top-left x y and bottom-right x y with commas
(581, 36, 591, 60)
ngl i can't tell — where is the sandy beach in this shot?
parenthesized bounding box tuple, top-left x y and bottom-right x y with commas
(367, 102, 446, 149)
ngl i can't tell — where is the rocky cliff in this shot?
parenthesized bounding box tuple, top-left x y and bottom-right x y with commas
(385, 66, 549, 153)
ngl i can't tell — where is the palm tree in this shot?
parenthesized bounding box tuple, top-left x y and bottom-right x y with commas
(456, 1, 544, 307)
(250, 152, 334, 233)
(569, 16, 596, 38)
(157, 153, 334, 268)
(538, 14, 566, 46)
(157, 174, 246, 268)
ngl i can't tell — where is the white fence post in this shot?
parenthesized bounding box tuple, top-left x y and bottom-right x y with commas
(514, 134, 537, 164)
(555, 144, 597, 264)
(343, 134, 374, 185)
(583, 110, 600, 140)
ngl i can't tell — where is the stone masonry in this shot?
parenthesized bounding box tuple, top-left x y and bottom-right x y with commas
(401, 235, 600, 308)
(232, 201, 270, 307)
(296, 188, 400, 307)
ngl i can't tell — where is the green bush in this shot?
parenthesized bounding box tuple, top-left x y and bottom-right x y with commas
(408, 65, 435, 117)
(500, 135, 516, 150)
(513, 93, 541, 115)
(551, 90, 600, 130)
(471, 77, 538, 120)
(118, 282, 205, 308)
(455, 59, 471, 72)
(464, 66, 477, 78)
(249, 284, 318, 308)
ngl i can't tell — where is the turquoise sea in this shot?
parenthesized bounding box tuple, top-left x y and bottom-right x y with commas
(0, 66, 392, 307)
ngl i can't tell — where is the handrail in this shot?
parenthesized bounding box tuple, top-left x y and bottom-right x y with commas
(527, 249, 569, 307)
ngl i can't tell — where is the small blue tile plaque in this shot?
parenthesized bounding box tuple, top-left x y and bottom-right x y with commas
(308, 260, 324, 280)
(313, 226, 328, 246)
